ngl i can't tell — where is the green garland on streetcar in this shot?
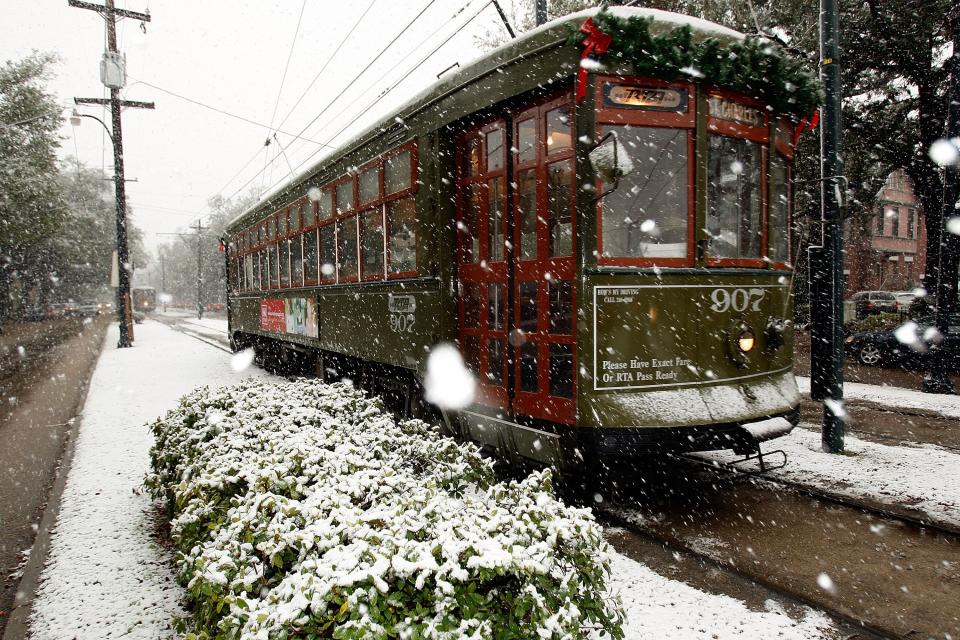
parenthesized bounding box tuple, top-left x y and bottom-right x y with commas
(571, 10, 822, 118)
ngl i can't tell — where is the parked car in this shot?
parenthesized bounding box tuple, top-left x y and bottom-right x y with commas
(77, 301, 100, 317)
(849, 291, 897, 320)
(892, 291, 919, 313)
(845, 314, 960, 368)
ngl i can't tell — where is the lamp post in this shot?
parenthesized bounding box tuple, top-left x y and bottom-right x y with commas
(70, 109, 134, 346)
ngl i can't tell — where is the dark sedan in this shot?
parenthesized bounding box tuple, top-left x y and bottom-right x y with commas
(845, 315, 960, 369)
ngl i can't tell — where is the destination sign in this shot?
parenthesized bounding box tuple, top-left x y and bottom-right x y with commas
(707, 96, 765, 127)
(602, 84, 687, 112)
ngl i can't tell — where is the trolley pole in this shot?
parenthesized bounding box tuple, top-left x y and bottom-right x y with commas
(70, 0, 153, 348)
(810, 0, 845, 452)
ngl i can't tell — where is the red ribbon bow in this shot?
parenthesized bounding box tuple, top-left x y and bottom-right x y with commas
(792, 109, 820, 146)
(576, 17, 612, 103)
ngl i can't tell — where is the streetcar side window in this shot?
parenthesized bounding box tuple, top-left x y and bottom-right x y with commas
(278, 210, 288, 238)
(359, 166, 380, 205)
(318, 188, 333, 220)
(279, 239, 290, 287)
(290, 236, 304, 286)
(290, 204, 301, 232)
(385, 150, 412, 193)
(244, 252, 254, 290)
(270, 245, 280, 287)
(768, 152, 791, 264)
(319, 225, 335, 281)
(336, 215, 359, 280)
(336, 178, 354, 214)
(361, 208, 385, 279)
(706, 134, 762, 260)
(304, 229, 318, 283)
(387, 197, 417, 274)
(303, 200, 316, 228)
(598, 126, 689, 260)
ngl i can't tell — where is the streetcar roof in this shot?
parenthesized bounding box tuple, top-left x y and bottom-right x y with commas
(227, 7, 744, 231)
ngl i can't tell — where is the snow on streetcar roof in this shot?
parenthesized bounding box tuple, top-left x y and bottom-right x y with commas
(228, 7, 744, 230)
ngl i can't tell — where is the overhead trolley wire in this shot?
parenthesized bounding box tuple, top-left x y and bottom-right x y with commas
(277, 0, 482, 167)
(225, 0, 441, 202)
(254, 0, 492, 202)
(267, 0, 308, 132)
(273, 0, 380, 135)
(216, 0, 378, 200)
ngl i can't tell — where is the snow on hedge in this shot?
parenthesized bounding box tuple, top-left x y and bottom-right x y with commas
(146, 378, 623, 639)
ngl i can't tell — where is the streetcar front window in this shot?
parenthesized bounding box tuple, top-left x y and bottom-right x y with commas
(768, 153, 791, 264)
(599, 125, 689, 259)
(706, 134, 762, 260)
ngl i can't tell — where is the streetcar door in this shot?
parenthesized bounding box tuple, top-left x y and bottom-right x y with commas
(457, 120, 510, 411)
(510, 96, 576, 425)
(456, 96, 577, 426)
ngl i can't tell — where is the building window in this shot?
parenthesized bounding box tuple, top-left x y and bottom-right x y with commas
(888, 208, 900, 237)
(907, 208, 915, 239)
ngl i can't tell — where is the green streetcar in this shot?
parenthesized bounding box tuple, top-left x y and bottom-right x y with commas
(225, 8, 814, 467)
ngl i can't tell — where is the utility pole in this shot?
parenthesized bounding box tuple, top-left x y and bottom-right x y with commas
(160, 247, 167, 313)
(809, 0, 845, 452)
(924, 5, 960, 394)
(195, 220, 209, 320)
(535, 0, 547, 26)
(70, 0, 153, 348)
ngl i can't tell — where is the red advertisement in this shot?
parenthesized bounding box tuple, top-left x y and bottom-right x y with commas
(259, 299, 286, 333)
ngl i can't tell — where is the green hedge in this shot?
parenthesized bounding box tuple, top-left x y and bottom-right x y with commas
(146, 379, 623, 639)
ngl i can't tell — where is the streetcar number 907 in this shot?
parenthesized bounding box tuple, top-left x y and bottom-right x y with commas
(709, 288, 765, 313)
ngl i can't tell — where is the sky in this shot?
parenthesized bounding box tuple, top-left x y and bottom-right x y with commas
(1, 0, 513, 254)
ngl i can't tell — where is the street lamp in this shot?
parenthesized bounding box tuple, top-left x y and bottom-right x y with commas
(70, 109, 134, 347)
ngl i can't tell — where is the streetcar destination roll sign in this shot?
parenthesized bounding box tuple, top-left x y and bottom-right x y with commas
(602, 84, 687, 111)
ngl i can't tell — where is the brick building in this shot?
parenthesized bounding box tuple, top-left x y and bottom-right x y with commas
(843, 169, 926, 297)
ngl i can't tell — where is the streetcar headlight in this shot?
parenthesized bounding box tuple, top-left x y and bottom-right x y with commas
(737, 329, 755, 353)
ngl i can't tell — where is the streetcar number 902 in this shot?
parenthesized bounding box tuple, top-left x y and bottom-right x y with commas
(709, 288, 765, 313)
(390, 313, 416, 333)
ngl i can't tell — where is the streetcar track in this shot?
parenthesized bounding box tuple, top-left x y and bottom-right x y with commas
(597, 507, 892, 640)
(151, 317, 232, 353)
(684, 454, 960, 538)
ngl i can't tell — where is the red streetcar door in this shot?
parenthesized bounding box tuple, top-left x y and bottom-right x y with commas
(511, 96, 576, 425)
(457, 120, 510, 411)
(456, 95, 577, 426)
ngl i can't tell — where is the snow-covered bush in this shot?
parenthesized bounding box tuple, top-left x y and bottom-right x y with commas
(146, 379, 623, 639)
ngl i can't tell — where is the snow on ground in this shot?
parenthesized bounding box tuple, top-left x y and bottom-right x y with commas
(607, 549, 835, 639)
(704, 424, 960, 529)
(796, 375, 960, 418)
(19, 319, 849, 637)
(27, 320, 273, 639)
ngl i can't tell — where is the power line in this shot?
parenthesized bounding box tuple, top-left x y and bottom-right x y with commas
(124, 75, 334, 148)
(255, 0, 491, 202)
(268, 0, 307, 131)
(215, 0, 378, 199)
(274, 0, 379, 133)
(225, 0, 440, 201)
(278, 0, 481, 167)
